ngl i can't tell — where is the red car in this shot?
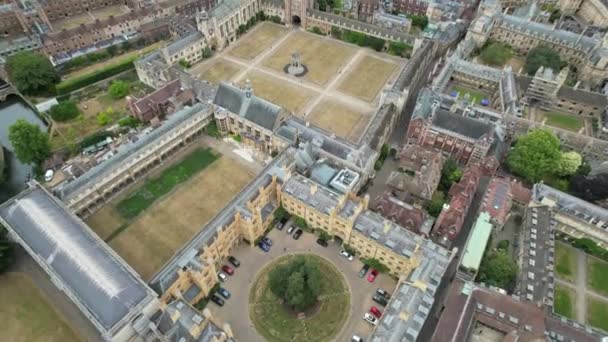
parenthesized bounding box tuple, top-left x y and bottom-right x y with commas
(222, 265, 234, 275)
(367, 269, 379, 282)
(370, 306, 382, 318)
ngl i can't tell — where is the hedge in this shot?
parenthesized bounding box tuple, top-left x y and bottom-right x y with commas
(56, 57, 135, 95)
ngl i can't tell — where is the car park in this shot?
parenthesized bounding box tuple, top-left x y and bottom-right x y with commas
(376, 288, 390, 300)
(363, 313, 378, 325)
(340, 250, 354, 261)
(370, 306, 382, 318)
(210, 294, 225, 306)
(217, 287, 231, 299)
(367, 269, 379, 282)
(217, 272, 228, 282)
(358, 264, 370, 278)
(261, 236, 273, 246)
(316, 239, 328, 247)
(293, 229, 303, 240)
(372, 294, 388, 306)
(228, 256, 240, 268)
(286, 225, 295, 235)
(258, 242, 270, 252)
(222, 265, 234, 275)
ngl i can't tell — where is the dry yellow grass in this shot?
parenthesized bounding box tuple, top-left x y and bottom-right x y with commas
(88, 155, 256, 279)
(191, 58, 243, 85)
(239, 72, 316, 114)
(308, 100, 369, 141)
(229, 23, 289, 60)
(263, 31, 356, 86)
(0, 273, 80, 342)
(338, 55, 398, 102)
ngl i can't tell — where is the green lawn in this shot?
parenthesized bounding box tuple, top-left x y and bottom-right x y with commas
(554, 243, 577, 282)
(587, 257, 608, 296)
(587, 297, 608, 331)
(249, 254, 350, 342)
(544, 112, 584, 132)
(553, 285, 575, 319)
(451, 85, 489, 105)
(117, 148, 220, 219)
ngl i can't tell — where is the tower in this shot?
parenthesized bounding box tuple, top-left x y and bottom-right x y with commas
(284, 0, 311, 26)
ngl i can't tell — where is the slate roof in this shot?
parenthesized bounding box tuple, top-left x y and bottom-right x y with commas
(432, 108, 493, 139)
(214, 82, 283, 131)
(557, 87, 608, 108)
(210, 0, 244, 19)
(165, 31, 204, 56)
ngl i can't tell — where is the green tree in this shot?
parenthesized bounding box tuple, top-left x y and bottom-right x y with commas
(8, 119, 50, 165)
(440, 158, 462, 191)
(549, 9, 561, 23)
(268, 257, 322, 311)
(507, 129, 561, 182)
(269, 263, 290, 298)
(273, 205, 289, 221)
(6, 51, 60, 95)
(118, 116, 141, 128)
(178, 59, 191, 69)
(526, 45, 566, 76)
(97, 112, 111, 126)
(477, 250, 518, 292)
(361, 258, 389, 273)
(427, 191, 446, 218)
(409, 15, 429, 30)
(557, 151, 582, 176)
(293, 216, 308, 230)
(479, 42, 512, 66)
(49, 101, 80, 122)
(108, 80, 130, 99)
(202, 47, 214, 59)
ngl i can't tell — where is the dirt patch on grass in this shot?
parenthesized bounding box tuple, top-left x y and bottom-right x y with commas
(308, 100, 369, 142)
(191, 58, 243, 85)
(229, 23, 289, 60)
(239, 72, 316, 114)
(0, 273, 79, 342)
(263, 31, 356, 86)
(337, 54, 398, 102)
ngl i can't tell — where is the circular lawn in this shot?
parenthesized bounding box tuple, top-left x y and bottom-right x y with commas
(249, 254, 350, 342)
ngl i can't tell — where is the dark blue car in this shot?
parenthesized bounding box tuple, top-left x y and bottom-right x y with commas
(261, 236, 273, 246)
(258, 242, 270, 252)
(218, 287, 231, 299)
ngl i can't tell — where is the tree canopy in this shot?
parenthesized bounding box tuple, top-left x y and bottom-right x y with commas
(507, 129, 561, 182)
(0, 226, 14, 274)
(268, 256, 321, 311)
(6, 51, 60, 95)
(440, 158, 463, 191)
(557, 151, 582, 176)
(479, 42, 512, 66)
(477, 250, 518, 292)
(49, 101, 80, 122)
(427, 191, 446, 218)
(409, 15, 429, 30)
(108, 80, 130, 99)
(569, 173, 608, 202)
(525, 45, 566, 76)
(8, 119, 50, 165)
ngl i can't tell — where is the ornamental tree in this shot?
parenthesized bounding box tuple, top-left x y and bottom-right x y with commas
(507, 129, 561, 182)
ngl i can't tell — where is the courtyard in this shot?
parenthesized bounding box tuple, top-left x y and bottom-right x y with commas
(86, 137, 261, 279)
(190, 22, 405, 143)
(210, 224, 397, 342)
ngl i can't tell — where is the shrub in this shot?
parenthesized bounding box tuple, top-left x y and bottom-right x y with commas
(80, 131, 113, 149)
(118, 116, 141, 128)
(479, 42, 512, 66)
(232, 134, 242, 142)
(361, 258, 389, 273)
(108, 80, 130, 99)
(49, 101, 80, 122)
(388, 42, 412, 57)
(56, 57, 136, 95)
(308, 26, 324, 35)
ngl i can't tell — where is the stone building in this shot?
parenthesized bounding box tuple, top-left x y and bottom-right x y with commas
(386, 144, 444, 201)
(196, 0, 262, 49)
(127, 79, 195, 122)
(160, 31, 208, 66)
(559, 0, 608, 27)
(372, 11, 411, 32)
(358, 0, 380, 23)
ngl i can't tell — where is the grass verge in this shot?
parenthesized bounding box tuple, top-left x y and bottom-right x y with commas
(554, 243, 577, 282)
(587, 297, 608, 331)
(117, 148, 220, 219)
(553, 284, 574, 319)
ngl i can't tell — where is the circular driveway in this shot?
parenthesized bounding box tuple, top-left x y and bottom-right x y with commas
(212, 227, 397, 341)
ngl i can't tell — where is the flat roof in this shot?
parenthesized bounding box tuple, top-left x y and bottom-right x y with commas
(460, 212, 493, 271)
(0, 185, 153, 333)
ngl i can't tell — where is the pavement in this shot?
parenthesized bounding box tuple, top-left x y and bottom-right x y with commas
(211, 224, 397, 342)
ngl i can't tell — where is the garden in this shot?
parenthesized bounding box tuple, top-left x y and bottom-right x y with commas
(249, 254, 350, 342)
(554, 242, 577, 282)
(553, 284, 575, 319)
(542, 111, 584, 133)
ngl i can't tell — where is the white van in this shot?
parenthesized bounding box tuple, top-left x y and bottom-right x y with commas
(44, 169, 54, 182)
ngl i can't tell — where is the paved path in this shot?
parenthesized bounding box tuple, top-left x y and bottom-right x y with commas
(575, 249, 588, 322)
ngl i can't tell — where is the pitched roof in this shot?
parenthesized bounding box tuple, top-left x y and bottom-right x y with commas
(432, 108, 493, 140)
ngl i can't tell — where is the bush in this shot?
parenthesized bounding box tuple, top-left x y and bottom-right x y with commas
(80, 131, 113, 149)
(118, 116, 141, 128)
(6, 51, 60, 95)
(308, 26, 324, 35)
(49, 101, 80, 122)
(204, 120, 221, 138)
(318, 231, 331, 241)
(232, 134, 242, 142)
(342, 244, 356, 256)
(202, 47, 214, 59)
(361, 258, 389, 273)
(525, 45, 566, 76)
(293, 216, 308, 230)
(409, 15, 429, 30)
(427, 191, 446, 218)
(388, 42, 412, 57)
(56, 57, 136, 95)
(108, 80, 130, 99)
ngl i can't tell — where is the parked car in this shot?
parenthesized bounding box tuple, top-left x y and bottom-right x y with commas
(358, 264, 370, 278)
(217, 287, 231, 299)
(293, 229, 303, 240)
(340, 250, 354, 261)
(217, 272, 227, 282)
(363, 313, 378, 325)
(228, 256, 240, 268)
(44, 169, 54, 182)
(316, 238, 328, 247)
(376, 288, 390, 300)
(287, 225, 295, 235)
(352, 336, 363, 342)
(372, 294, 388, 306)
(370, 306, 382, 318)
(261, 236, 273, 246)
(277, 217, 288, 230)
(258, 242, 270, 252)
(367, 269, 379, 282)
(222, 265, 234, 275)
(210, 294, 225, 306)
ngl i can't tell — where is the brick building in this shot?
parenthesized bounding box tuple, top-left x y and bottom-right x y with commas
(357, 0, 380, 23)
(127, 79, 194, 122)
(393, 0, 429, 16)
(480, 176, 513, 227)
(386, 144, 443, 201)
(373, 191, 434, 235)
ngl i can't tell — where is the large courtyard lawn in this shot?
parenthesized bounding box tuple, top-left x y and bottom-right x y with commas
(553, 284, 575, 319)
(263, 31, 356, 86)
(86, 151, 257, 279)
(450, 85, 489, 105)
(249, 254, 350, 342)
(543, 112, 584, 132)
(228, 22, 288, 60)
(0, 273, 79, 342)
(587, 297, 608, 331)
(190, 58, 242, 85)
(587, 257, 608, 296)
(118, 148, 220, 219)
(337, 54, 398, 102)
(308, 100, 369, 142)
(554, 242, 577, 282)
(239, 72, 315, 114)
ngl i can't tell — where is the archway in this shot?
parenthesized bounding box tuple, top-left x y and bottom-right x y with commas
(292, 15, 301, 26)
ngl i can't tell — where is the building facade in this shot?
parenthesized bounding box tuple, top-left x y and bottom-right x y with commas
(386, 144, 443, 201)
